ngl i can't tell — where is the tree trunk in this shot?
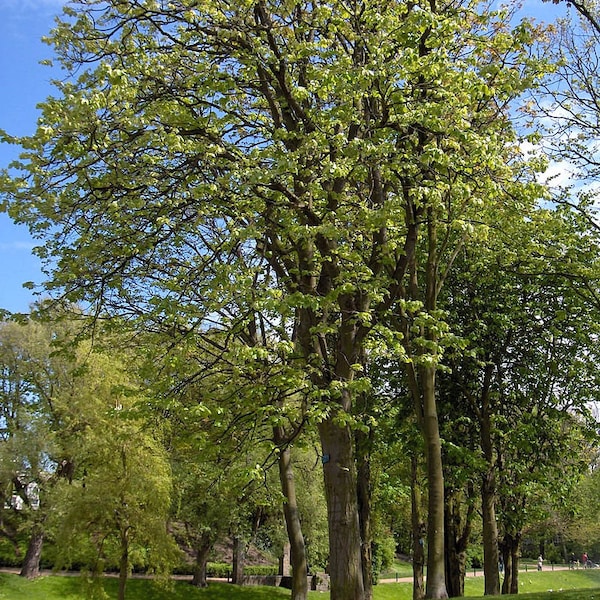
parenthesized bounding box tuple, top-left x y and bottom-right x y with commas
(444, 489, 472, 598)
(479, 367, 500, 596)
(318, 417, 365, 600)
(191, 531, 212, 588)
(421, 364, 448, 600)
(411, 455, 426, 600)
(500, 533, 521, 595)
(481, 470, 500, 596)
(275, 428, 309, 600)
(19, 524, 44, 579)
(118, 528, 129, 600)
(355, 395, 374, 600)
(232, 535, 245, 585)
(509, 538, 521, 594)
(500, 543, 511, 596)
(356, 451, 373, 600)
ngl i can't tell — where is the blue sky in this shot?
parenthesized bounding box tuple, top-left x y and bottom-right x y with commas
(0, 0, 66, 313)
(0, 0, 568, 314)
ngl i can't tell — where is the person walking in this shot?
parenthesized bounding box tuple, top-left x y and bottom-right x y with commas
(537, 555, 543, 571)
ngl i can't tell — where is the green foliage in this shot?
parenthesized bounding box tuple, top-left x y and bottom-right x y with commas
(0, 1, 595, 595)
(371, 533, 396, 583)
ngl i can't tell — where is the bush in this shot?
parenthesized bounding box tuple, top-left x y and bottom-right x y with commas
(372, 532, 396, 583)
(203, 562, 278, 577)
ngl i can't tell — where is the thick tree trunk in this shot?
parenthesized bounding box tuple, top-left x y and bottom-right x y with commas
(411, 455, 426, 600)
(232, 535, 245, 585)
(19, 525, 44, 579)
(318, 417, 365, 600)
(275, 428, 309, 600)
(191, 531, 212, 588)
(421, 365, 448, 600)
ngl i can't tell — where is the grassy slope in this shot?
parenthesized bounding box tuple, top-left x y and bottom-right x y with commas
(2, 570, 600, 600)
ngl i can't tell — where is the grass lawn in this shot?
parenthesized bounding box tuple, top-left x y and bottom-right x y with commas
(1, 569, 600, 599)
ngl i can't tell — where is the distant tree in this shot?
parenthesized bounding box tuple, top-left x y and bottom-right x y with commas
(52, 348, 179, 600)
(0, 313, 87, 578)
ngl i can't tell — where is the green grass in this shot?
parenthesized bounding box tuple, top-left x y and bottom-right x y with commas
(462, 569, 600, 599)
(1, 569, 600, 600)
(0, 575, 291, 600)
(379, 558, 413, 579)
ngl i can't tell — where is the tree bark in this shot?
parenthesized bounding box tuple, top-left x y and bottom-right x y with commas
(118, 527, 129, 600)
(318, 417, 365, 600)
(411, 455, 426, 600)
(355, 393, 374, 600)
(509, 537, 521, 594)
(481, 471, 500, 596)
(191, 531, 212, 588)
(232, 534, 245, 585)
(500, 533, 521, 595)
(19, 524, 44, 579)
(421, 364, 448, 600)
(444, 489, 473, 598)
(275, 427, 309, 600)
(356, 450, 373, 600)
(479, 366, 500, 596)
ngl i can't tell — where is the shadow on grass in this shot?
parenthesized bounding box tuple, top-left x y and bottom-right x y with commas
(104, 580, 291, 600)
(0, 574, 292, 600)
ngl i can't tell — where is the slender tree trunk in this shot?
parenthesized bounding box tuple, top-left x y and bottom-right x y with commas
(191, 531, 212, 588)
(232, 535, 245, 585)
(479, 367, 500, 596)
(356, 450, 373, 600)
(355, 391, 374, 600)
(509, 537, 521, 594)
(318, 417, 365, 600)
(500, 543, 511, 596)
(275, 427, 309, 600)
(19, 524, 44, 579)
(444, 489, 473, 598)
(421, 364, 448, 600)
(500, 533, 521, 595)
(118, 528, 129, 600)
(411, 455, 426, 600)
(481, 470, 500, 595)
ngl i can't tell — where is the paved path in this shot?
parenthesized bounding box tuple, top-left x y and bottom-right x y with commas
(380, 564, 574, 584)
(0, 563, 578, 586)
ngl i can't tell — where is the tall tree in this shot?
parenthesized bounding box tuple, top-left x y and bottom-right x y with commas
(0, 2, 548, 598)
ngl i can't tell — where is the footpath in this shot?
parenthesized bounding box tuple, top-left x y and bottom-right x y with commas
(0, 563, 576, 586)
(380, 564, 572, 584)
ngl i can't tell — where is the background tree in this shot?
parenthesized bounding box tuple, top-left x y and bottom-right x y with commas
(51, 347, 179, 600)
(0, 313, 98, 578)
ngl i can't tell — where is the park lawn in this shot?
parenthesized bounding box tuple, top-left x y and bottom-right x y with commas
(2, 570, 600, 600)
(462, 568, 600, 598)
(0, 574, 290, 600)
(379, 559, 413, 579)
